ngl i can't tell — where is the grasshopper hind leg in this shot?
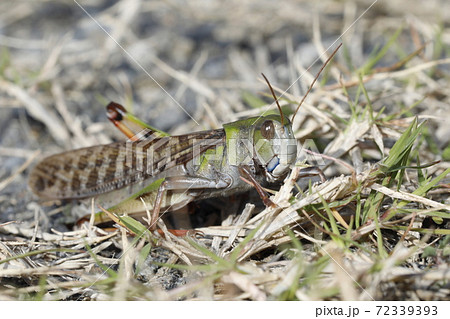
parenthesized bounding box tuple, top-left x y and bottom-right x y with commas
(151, 175, 232, 230)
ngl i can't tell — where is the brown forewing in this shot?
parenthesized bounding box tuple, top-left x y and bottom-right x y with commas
(29, 129, 225, 199)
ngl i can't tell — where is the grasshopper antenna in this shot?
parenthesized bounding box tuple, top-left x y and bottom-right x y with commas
(262, 73, 285, 126)
(291, 43, 342, 124)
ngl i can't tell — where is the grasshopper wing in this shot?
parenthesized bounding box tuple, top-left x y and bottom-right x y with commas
(29, 129, 225, 200)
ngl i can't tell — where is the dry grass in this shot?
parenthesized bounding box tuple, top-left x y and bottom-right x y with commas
(0, 0, 449, 300)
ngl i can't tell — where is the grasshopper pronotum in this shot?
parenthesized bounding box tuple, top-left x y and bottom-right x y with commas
(29, 45, 340, 230)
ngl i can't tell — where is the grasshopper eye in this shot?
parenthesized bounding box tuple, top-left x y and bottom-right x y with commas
(107, 102, 126, 121)
(261, 120, 275, 140)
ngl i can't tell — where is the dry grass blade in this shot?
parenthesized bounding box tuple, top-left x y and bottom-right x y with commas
(0, 150, 40, 192)
(0, 80, 70, 145)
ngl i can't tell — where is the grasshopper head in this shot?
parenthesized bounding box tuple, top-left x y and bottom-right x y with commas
(252, 114, 297, 182)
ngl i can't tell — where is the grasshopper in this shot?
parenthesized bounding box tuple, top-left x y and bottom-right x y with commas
(29, 46, 340, 230)
(29, 100, 296, 229)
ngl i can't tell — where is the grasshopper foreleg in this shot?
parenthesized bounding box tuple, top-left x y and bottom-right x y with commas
(151, 175, 232, 230)
(238, 165, 276, 208)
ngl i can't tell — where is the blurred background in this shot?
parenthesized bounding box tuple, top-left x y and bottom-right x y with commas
(0, 0, 449, 223)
